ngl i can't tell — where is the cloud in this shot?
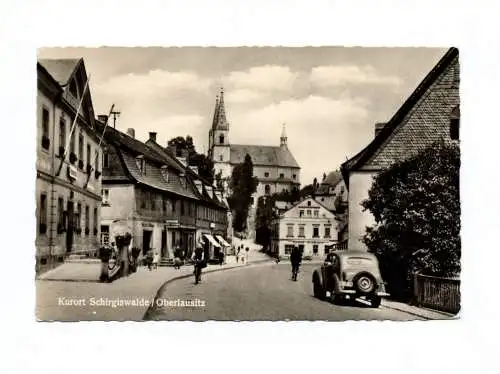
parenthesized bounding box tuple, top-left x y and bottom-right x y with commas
(225, 89, 270, 104)
(94, 69, 212, 99)
(223, 65, 298, 93)
(228, 95, 371, 185)
(310, 65, 403, 87)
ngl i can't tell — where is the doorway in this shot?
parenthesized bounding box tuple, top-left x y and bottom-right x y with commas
(142, 230, 152, 255)
(66, 201, 74, 253)
(161, 228, 167, 258)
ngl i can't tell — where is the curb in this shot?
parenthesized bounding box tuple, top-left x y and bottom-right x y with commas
(143, 259, 272, 320)
(381, 302, 457, 320)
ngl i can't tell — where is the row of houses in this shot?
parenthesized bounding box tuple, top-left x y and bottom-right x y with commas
(341, 47, 460, 250)
(36, 58, 231, 273)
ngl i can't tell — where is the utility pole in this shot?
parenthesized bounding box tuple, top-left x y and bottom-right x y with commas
(110, 110, 121, 128)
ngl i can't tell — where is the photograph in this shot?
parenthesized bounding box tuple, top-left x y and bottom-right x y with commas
(34, 46, 460, 322)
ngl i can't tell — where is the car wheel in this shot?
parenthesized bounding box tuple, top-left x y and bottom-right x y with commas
(370, 296, 381, 308)
(313, 281, 325, 300)
(354, 273, 376, 294)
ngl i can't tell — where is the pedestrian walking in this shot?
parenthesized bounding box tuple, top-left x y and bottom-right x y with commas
(152, 251, 160, 270)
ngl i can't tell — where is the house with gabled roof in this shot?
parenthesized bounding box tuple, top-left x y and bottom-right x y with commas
(98, 124, 229, 262)
(341, 47, 460, 251)
(208, 88, 301, 238)
(36, 58, 104, 274)
(270, 197, 343, 258)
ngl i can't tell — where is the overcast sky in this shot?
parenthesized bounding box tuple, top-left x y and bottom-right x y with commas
(38, 47, 447, 186)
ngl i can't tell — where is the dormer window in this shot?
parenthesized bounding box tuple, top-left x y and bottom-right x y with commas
(136, 155, 146, 175)
(450, 105, 460, 141)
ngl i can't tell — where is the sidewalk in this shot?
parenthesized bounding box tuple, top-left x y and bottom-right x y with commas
(36, 250, 271, 321)
(381, 299, 458, 320)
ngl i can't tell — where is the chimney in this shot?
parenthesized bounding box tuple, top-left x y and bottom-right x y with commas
(98, 114, 108, 123)
(149, 132, 157, 142)
(127, 128, 135, 138)
(374, 122, 386, 137)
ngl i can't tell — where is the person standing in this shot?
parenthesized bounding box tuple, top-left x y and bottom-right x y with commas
(191, 244, 206, 284)
(152, 251, 160, 270)
(290, 246, 302, 281)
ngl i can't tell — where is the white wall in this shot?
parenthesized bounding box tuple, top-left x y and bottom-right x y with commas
(347, 171, 376, 251)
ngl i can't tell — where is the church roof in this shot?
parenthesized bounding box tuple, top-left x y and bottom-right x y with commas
(211, 87, 229, 131)
(230, 144, 300, 168)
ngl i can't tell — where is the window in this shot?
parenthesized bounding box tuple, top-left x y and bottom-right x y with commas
(103, 152, 109, 168)
(70, 129, 76, 154)
(299, 225, 305, 237)
(102, 189, 110, 205)
(76, 203, 82, 231)
(219, 134, 224, 144)
(299, 210, 304, 217)
(314, 210, 319, 217)
(78, 132, 84, 166)
(279, 173, 284, 179)
(39, 194, 47, 234)
(219, 155, 223, 161)
(57, 197, 64, 229)
(287, 225, 294, 237)
(87, 144, 91, 168)
(264, 172, 269, 178)
(307, 201, 311, 206)
(292, 174, 296, 179)
(313, 245, 318, 254)
(59, 118, 66, 152)
(325, 226, 331, 238)
(265, 185, 271, 195)
(85, 205, 90, 235)
(324, 245, 330, 255)
(285, 245, 294, 255)
(307, 210, 311, 216)
(41, 108, 50, 150)
(93, 207, 98, 235)
(313, 227, 319, 238)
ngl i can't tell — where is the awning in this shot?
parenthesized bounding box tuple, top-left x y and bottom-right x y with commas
(203, 234, 220, 247)
(216, 235, 231, 247)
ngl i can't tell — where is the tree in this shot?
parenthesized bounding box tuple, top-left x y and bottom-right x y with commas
(167, 135, 215, 184)
(227, 154, 258, 232)
(362, 141, 460, 299)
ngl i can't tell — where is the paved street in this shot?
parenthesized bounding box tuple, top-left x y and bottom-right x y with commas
(146, 263, 427, 321)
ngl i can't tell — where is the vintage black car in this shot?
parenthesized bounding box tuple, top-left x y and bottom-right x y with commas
(312, 250, 389, 308)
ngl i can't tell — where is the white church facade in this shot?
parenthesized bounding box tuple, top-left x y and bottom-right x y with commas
(208, 88, 301, 237)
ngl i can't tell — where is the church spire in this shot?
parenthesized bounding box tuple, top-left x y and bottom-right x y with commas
(280, 123, 288, 148)
(211, 94, 220, 130)
(213, 86, 229, 130)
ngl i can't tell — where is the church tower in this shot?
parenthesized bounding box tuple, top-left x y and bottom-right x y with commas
(209, 87, 232, 180)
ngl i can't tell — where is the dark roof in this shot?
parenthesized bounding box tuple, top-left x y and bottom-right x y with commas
(316, 170, 342, 194)
(37, 59, 81, 86)
(230, 144, 300, 168)
(341, 47, 459, 182)
(98, 123, 199, 200)
(144, 139, 186, 174)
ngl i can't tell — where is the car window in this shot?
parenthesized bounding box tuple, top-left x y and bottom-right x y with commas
(345, 257, 373, 266)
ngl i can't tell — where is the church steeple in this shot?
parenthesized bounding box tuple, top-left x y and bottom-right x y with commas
(213, 86, 229, 130)
(280, 123, 288, 148)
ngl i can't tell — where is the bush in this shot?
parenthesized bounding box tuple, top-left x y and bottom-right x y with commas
(362, 141, 460, 298)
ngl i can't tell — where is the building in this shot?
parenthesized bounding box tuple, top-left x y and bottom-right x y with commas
(341, 47, 460, 251)
(208, 88, 301, 237)
(145, 135, 231, 259)
(314, 170, 348, 213)
(270, 197, 342, 258)
(36, 58, 103, 273)
(99, 126, 228, 262)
